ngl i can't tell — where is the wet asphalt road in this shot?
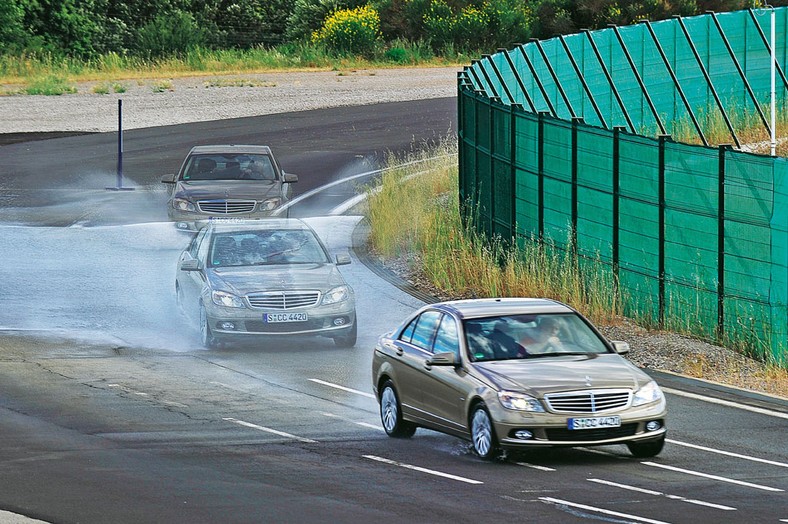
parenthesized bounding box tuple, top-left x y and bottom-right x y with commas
(0, 98, 787, 524)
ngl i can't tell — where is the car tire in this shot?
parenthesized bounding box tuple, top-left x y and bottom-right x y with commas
(200, 305, 220, 349)
(176, 283, 186, 316)
(333, 322, 357, 348)
(471, 403, 500, 460)
(379, 380, 416, 438)
(626, 436, 665, 458)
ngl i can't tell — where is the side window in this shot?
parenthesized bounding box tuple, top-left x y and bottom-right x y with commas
(410, 310, 441, 351)
(399, 317, 418, 343)
(189, 228, 208, 258)
(433, 315, 459, 357)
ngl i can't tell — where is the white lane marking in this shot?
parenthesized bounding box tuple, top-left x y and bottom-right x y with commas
(363, 455, 483, 485)
(108, 383, 188, 407)
(668, 439, 788, 468)
(588, 478, 736, 511)
(515, 462, 556, 471)
(642, 462, 784, 492)
(108, 384, 148, 396)
(309, 378, 375, 398)
(539, 497, 671, 524)
(223, 417, 318, 443)
(662, 387, 788, 420)
(322, 412, 382, 431)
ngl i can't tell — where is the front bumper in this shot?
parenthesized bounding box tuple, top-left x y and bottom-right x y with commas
(489, 400, 667, 449)
(205, 302, 356, 339)
(168, 211, 279, 231)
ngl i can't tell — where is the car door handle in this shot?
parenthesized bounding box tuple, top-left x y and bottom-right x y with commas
(384, 343, 402, 356)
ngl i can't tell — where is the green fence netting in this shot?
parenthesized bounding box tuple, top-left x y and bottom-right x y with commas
(459, 8, 788, 362)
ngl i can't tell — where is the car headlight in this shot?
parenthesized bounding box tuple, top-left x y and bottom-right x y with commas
(632, 381, 664, 407)
(260, 198, 281, 211)
(322, 285, 349, 305)
(211, 290, 245, 308)
(498, 390, 545, 412)
(173, 198, 195, 212)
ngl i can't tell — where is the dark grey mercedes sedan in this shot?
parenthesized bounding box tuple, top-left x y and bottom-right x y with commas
(176, 219, 356, 349)
(162, 145, 297, 230)
(372, 298, 667, 460)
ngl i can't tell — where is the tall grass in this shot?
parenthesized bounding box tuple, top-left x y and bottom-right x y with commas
(0, 42, 465, 85)
(366, 139, 622, 325)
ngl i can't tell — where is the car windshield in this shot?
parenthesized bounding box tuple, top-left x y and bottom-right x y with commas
(181, 154, 277, 181)
(208, 230, 329, 267)
(464, 313, 610, 362)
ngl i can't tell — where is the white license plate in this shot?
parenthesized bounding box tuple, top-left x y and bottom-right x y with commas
(567, 416, 621, 430)
(264, 312, 308, 323)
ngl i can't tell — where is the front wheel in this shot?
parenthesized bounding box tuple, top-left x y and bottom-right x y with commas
(471, 403, 500, 460)
(333, 322, 357, 348)
(626, 436, 665, 458)
(379, 381, 416, 438)
(200, 305, 220, 349)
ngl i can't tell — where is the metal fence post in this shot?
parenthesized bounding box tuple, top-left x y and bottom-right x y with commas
(718, 144, 732, 336)
(658, 134, 670, 326)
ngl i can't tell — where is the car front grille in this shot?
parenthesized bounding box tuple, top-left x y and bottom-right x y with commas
(198, 199, 256, 214)
(545, 423, 638, 442)
(544, 389, 631, 413)
(246, 291, 321, 310)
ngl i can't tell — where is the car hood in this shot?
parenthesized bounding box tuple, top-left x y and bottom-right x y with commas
(174, 180, 279, 200)
(471, 354, 650, 396)
(207, 264, 346, 295)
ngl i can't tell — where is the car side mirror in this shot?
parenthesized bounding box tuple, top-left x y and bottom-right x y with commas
(427, 351, 459, 367)
(283, 172, 298, 183)
(180, 259, 200, 271)
(161, 174, 176, 184)
(611, 341, 630, 354)
(335, 253, 351, 266)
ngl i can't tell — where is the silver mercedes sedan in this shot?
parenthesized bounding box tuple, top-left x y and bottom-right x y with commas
(162, 145, 298, 230)
(176, 219, 356, 348)
(372, 298, 667, 460)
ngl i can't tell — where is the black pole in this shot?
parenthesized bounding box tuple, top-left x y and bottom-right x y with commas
(107, 99, 133, 191)
(117, 99, 123, 188)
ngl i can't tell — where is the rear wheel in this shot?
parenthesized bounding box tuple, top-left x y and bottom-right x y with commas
(626, 436, 665, 458)
(471, 403, 499, 460)
(200, 305, 220, 349)
(379, 380, 416, 438)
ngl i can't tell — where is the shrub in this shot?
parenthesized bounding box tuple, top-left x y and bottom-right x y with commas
(423, 0, 454, 52)
(312, 5, 382, 56)
(134, 11, 205, 59)
(287, 0, 350, 41)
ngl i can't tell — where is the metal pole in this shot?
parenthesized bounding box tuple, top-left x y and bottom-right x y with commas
(117, 99, 123, 188)
(106, 99, 133, 191)
(771, 6, 777, 156)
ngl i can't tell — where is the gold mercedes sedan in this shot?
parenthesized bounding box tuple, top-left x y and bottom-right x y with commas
(372, 298, 667, 460)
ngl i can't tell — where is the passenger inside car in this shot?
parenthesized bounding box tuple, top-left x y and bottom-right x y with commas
(519, 316, 566, 354)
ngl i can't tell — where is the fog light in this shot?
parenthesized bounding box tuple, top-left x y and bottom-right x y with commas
(514, 430, 533, 440)
(646, 420, 661, 431)
(333, 317, 347, 326)
(219, 322, 236, 330)
(176, 222, 190, 230)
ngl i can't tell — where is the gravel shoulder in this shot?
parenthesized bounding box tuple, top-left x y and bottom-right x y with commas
(2, 65, 785, 399)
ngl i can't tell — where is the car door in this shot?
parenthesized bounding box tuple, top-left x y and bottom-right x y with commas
(418, 313, 469, 434)
(390, 310, 441, 424)
(177, 227, 209, 323)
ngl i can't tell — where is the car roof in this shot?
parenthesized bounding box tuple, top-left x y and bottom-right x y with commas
(188, 145, 273, 155)
(207, 218, 311, 234)
(433, 298, 573, 319)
